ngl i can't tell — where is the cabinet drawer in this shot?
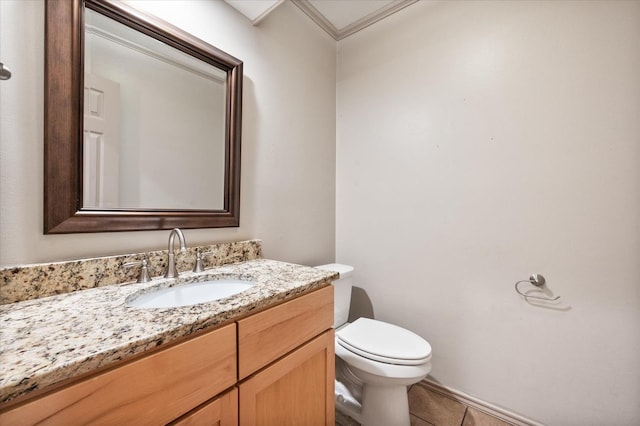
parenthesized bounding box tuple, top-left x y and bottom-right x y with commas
(0, 323, 237, 425)
(238, 285, 333, 379)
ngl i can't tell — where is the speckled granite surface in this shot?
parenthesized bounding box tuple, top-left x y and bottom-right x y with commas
(0, 258, 338, 404)
(0, 240, 262, 304)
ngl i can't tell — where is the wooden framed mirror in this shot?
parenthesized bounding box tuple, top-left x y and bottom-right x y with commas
(44, 0, 242, 233)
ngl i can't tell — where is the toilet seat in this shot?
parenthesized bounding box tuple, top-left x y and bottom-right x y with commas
(336, 318, 432, 366)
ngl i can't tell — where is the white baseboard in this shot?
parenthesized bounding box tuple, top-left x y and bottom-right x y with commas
(420, 379, 545, 426)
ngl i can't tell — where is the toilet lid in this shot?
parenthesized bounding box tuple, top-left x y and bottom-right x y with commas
(336, 318, 432, 366)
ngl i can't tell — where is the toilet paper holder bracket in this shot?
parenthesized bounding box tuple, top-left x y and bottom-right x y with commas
(515, 273, 560, 301)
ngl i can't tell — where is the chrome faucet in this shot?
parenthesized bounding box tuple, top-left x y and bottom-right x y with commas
(164, 228, 187, 278)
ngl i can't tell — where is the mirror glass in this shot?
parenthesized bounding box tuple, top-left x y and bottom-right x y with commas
(84, 9, 226, 210)
(44, 0, 242, 234)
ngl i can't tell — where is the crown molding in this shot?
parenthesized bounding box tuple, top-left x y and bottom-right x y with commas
(86, 25, 225, 82)
(291, 0, 418, 41)
(224, 0, 285, 25)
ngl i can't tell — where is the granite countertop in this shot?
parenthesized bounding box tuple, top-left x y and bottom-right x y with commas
(0, 259, 338, 404)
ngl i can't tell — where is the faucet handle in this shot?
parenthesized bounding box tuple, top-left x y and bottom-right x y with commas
(193, 248, 214, 273)
(123, 254, 152, 283)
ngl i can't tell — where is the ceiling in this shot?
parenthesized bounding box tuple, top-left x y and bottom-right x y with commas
(224, 0, 418, 40)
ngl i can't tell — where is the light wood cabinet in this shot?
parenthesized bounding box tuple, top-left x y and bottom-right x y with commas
(0, 286, 334, 425)
(239, 330, 335, 426)
(0, 323, 237, 425)
(172, 388, 238, 426)
(238, 285, 334, 379)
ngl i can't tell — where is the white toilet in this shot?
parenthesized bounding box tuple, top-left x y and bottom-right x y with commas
(316, 264, 432, 426)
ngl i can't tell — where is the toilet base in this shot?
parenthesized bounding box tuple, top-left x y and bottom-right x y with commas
(335, 347, 430, 426)
(335, 378, 363, 423)
(361, 384, 410, 426)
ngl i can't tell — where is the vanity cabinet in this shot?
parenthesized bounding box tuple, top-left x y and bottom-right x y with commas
(238, 285, 335, 426)
(239, 331, 334, 425)
(0, 285, 334, 425)
(237, 285, 334, 380)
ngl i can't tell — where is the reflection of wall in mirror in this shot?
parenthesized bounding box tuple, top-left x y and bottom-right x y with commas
(85, 26, 226, 210)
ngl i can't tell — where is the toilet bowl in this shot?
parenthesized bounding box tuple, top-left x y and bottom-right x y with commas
(316, 264, 432, 426)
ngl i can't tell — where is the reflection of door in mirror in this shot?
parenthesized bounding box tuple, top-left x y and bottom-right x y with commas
(83, 73, 121, 209)
(84, 8, 227, 211)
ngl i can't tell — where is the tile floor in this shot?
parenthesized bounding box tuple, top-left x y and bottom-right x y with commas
(336, 381, 515, 426)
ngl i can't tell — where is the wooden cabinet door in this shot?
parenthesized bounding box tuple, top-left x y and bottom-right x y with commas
(172, 388, 238, 426)
(238, 330, 335, 426)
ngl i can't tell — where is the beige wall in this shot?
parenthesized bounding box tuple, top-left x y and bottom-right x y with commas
(336, 1, 640, 424)
(0, 0, 336, 267)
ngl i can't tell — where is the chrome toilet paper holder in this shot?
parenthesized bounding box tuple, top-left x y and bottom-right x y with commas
(515, 273, 560, 301)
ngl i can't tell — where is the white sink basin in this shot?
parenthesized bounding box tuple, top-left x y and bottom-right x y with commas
(127, 279, 255, 309)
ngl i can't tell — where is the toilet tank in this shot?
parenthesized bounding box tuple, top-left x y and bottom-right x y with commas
(315, 263, 354, 328)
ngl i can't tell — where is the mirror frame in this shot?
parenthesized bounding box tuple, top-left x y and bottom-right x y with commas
(44, 0, 242, 233)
